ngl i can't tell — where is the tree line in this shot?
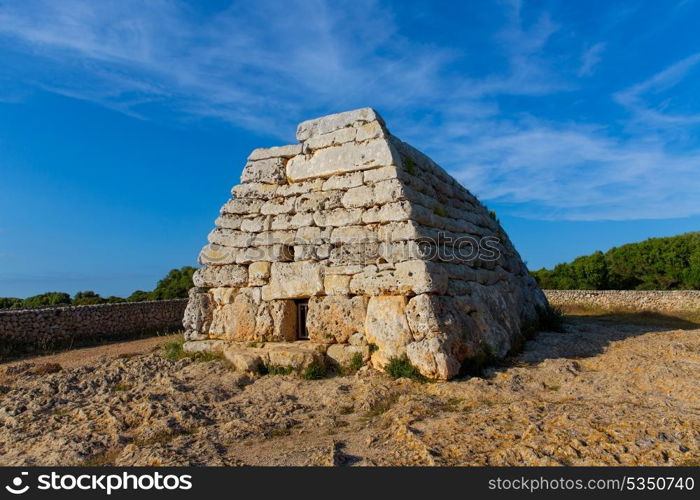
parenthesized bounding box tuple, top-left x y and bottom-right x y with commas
(0, 266, 196, 310)
(530, 232, 700, 290)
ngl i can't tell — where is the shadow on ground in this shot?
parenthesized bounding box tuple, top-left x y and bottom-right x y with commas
(513, 312, 699, 366)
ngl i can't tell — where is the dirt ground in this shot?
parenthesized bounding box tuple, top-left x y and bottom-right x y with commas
(0, 316, 698, 466)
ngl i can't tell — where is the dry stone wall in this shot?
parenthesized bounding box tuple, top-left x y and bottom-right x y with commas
(544, 290, 700, 315)
(0, 300, 187, 358)
(185, 108, 548, 379)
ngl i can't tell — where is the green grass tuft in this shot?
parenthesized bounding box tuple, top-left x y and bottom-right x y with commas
(537, 305, 565, 332)
(266, 364, 294, 376)
(161, 335, 223, 363)
(385, 355, 426, 381)
(346, 352, 364, 374)
(301, 362, 326, 380)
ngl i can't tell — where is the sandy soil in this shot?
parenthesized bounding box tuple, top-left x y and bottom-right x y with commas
(0, 318, 698, 466)
(0, 334, 181, 375)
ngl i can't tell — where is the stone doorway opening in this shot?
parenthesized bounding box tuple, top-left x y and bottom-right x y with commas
(295, 299, 309, 340)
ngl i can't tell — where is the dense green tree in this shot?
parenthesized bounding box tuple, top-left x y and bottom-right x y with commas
(73, 290, 106, 305)
(149, 266, 196, 300)
(1, 266, 198, 309)
(22, 292, 72, 308)
(127, 290, 153, 302)
(531, 232, 700, 290)
(0, 297, 23, 309)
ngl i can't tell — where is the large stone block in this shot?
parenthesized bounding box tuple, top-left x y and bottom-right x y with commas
(266, 343, 327, 371)
(208, 287, 260, 341)
(286, 139, 400, 182)
(261, 261, 324, 300)
(326, 344, 370, 368)
(348, 260, 448, 295)
(240, 157, 287, 184)
(247, 144, 301, 161)
(255, 299, 297, 341)
(364, 296, 413, 368)
(248, 261, 271, 286)
(307, 295, 368, 343)
(193, 265, 248, 288)
(296, 107, 385, 141)
(182, 288, 213, 337)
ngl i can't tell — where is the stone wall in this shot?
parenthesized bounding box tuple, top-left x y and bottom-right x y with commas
(0, 300, 188, 359)
(544, 290, 700, 315)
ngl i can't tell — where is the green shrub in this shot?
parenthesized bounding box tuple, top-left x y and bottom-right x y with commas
(537, 305, 565, 332)
(347, 352, 364, 373)
(73, 290, 106, 306)
(162, 336, 222, 363)
(162, 337, 187, 361)
(531, 232, 700, 290)
(385, 355, 426, 381)
(368, 343, 378, 353)
(402, 155, 416, 175)
(149, 266, 197, 300)
(0, 297, 23, 309)
(266, 365, 294, 376)
(302, 362, 326, 380)
(22, 292, 71, 308)
(433, 204, 448, 217)
(127, 290, 152, 302)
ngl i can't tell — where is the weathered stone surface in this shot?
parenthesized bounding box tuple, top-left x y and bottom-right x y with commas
(305, 126, 357, 150)
(326, 344, 370, 368)
(223, 348, 265, 373)
(364, 296, 413, 367)
(193, 265, 247, 288)
(247, 144, 301, 161)
(307, 295, 368, 343)
(313, 208, 362, 227)
(266, 343, 326, 371)
(248, 261, 271, 286)
(296, 107, 385, 141)
(221, 198, 264, 215)
(182, 339, 226, 354)
(286, 139, 400, 182)
(349, 260, 448, 296)
(240, 216, 270, 233)
(323, 274, 351, 295)
(208, 287, 262, 341)
(262, 261, 324, 300)
(260, 197, 295, 215)
(321, 171, 363, 191)
(231, 182, 278, 200)
(267, 300, 297, 341)
(240, 157, 287, 184)
(183, 288, 213, 337)
(341, 185, 375, 209)
(406, 337, 461, 380)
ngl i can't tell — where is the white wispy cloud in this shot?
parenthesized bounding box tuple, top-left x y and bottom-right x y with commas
(1, 0, 699, 221)
(614, 52, 700, 127)
(578, 42, 606, 77)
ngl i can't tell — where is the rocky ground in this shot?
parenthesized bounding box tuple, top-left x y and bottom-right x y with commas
(0, 316, 698, 466)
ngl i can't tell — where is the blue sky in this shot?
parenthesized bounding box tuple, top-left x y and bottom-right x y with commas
(1, 0, 699, 298)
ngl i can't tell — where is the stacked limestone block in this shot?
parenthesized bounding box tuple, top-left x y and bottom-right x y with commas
(183, 108, 548, 380)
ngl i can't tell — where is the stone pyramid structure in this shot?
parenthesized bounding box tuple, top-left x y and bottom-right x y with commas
(183, 108, 548, 379)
